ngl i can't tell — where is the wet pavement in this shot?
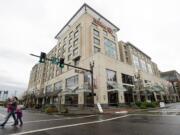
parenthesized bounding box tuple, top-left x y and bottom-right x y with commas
(0, 103, 180, 135)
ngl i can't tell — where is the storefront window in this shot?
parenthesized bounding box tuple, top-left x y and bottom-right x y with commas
(104, 38, 117, 59)
(106, 69, 117, 89)
(121, 74, 134, 85)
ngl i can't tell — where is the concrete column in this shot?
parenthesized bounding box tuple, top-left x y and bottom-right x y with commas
(118, 91, 125, 103)
(160, 93, 164, 101)
(78, 92, 84, 107)
(42, 98, 45, 104)
(153, 92, 158, 101)
(50, 97, 53, 104)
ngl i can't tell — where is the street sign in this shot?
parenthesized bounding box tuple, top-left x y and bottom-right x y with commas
(51, 57, 59, 64)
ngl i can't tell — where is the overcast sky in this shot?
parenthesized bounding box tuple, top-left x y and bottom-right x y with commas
(0, 0, 179, 97)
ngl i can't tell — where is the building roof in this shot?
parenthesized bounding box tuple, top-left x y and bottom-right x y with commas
(161, 70, 180, 81)
(55, 3, 120, 39)
(125, 41, 151, 59)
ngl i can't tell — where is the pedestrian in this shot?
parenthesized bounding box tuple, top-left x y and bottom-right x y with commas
(15, 105, 23, 126)
(0, 97, 18, 127)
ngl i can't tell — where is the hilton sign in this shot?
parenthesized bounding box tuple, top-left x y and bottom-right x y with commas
(93, 18, 113, 34)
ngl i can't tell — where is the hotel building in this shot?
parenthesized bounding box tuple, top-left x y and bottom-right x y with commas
(26, 4, 177, 109)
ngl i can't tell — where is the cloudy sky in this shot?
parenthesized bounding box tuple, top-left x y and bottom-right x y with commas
(0, 0, 179, 97)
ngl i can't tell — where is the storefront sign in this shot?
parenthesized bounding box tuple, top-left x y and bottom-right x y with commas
(93, 18, 113, 34)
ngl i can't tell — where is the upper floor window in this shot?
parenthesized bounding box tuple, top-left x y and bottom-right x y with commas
(93, 29, 99, 37)
(68, 54, 72, 61)
(104, 38, 117, 59)
(68, 46, 72, 52)
(74, 58, 80, 66)
(133, 55, 140, 70)
(94, 37, 100, 45)
(147, 63, 153, 74)
(69, 38, 73, 45)
(74, 31, 79, 38)
(74, 39, 78, 47)
(69, 31, 73, 38)
(140, 59, 148, 72)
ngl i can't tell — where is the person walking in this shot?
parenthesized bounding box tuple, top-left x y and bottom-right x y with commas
(0, 97, 18, 127)
(15, 105, 23, 126)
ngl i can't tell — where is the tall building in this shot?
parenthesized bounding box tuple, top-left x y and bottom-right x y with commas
(27, 3, 175, 108)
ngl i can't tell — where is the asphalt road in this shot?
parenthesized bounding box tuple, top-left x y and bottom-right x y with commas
(1, 103, 180, 135)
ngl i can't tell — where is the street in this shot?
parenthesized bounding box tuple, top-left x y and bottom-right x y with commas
(0, 104, 180, 135)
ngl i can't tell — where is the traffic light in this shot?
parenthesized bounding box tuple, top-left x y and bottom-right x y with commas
(39, 52, 46, 63)
(59, 58, 64, 68)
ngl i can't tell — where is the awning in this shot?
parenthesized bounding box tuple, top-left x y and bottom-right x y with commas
(107, 81, 127, 92)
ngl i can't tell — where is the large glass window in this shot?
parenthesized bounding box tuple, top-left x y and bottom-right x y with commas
(140, 59, 147, 72)
(46, 85, 52, 93)
(66, 75, 78, 89)
(93, 29, 99, 37)
(104, 38, 117, 59)
(106, 69, 117, 89)
(121, 74, 134, 85)
(54, 81, 62, 91)
(106, 69, 117, 82)
(94, 37, 100, 45)
(147, 63, 153, 74)
(133, 55, 140, 70)
(84, 72, 91, 89)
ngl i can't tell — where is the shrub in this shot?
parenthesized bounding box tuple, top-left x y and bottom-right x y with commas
(44, 105, 58, 113)
(135, 101, 142, 107)
(136, 101, 159, 109)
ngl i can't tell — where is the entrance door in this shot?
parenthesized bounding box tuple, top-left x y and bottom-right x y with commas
(108, 91, 118, 106)
(124, 91, 133, 104)
(65, 94, 78, 106)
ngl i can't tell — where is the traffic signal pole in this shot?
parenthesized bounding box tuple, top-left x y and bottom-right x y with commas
(30, 53, 95, 105)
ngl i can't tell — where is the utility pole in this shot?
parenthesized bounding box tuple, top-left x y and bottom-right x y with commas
(90, 61, 95, 105)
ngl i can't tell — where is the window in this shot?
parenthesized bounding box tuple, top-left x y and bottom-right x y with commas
(106, 69, 117, 89)
(104, 38, 117, 59)
(66, 75, 78, 89)
(64, 37, 67, 43)
(133, 55, 140, 70)
(73, 48, 78, 56)
(74, 39, 78, 47)
(76, 24, 80, 29)
(140, 59, 147, 72)
(121, 74, 134, 85)
(54, 81, 62, 91)
(69, 31, 73, 38)
(103, 30, 108, 36)
(94, 47, 100, 53)
(147, 63, 153, 74)
(63, 45, 66, 51)
(94, 37, 100, 45)
(68, 46, 72, 52)
(69, 39, 73, 45)
(84, 72, 91, 89)
(46, 85, 52, 93)
(106, 69, 117, 82)
(74, 31, 79, 38)
(93, 29, 99, 37)
(68, 54, 72, 61)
